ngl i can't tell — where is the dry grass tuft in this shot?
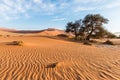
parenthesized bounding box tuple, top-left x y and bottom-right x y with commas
(46, 62, 63, 68)
(12, 41, 24, 46)
(0, 35, 2, 37)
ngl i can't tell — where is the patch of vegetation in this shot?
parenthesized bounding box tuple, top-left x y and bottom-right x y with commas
(89, 40, 98, 43)
(12, 41, 24, 46)
(0, 35, 2, 37)
(83, 41, 92, 45)
(103, 40, 114, 45)
(6, 35, 10, 37)
(57, 34, 68, 38)
(46, 62, 65, 68)
(66, 14, 108, 41)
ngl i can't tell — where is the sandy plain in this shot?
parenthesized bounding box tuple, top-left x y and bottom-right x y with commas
(0, 30, 120, 80)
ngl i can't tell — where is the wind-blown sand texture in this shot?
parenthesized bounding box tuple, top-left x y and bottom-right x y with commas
(0, 36, 120, 80)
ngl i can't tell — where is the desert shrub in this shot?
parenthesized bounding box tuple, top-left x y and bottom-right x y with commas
(103, 40, 114, 45)
(6, 35, 10, 37)
(57, 34, 68, 37)
(46, 62, 58, 68)
(46, 62, 64, 68)
(0, 35, 2, 37)
(12, 41, 24, 46)
(89, 40, 98, 43)
(107, 32, 116, 38)
(116, 35, 120, 38)
(83, 41, 92, 45)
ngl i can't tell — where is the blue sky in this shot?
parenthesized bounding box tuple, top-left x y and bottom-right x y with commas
(0, 0, 120, 32)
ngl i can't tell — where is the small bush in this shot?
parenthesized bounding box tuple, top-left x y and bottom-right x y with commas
(0, 35, 2, 37)
(46, 62, 63, 68)
(103, 40, 114, 45)
(57, 34, 68, 37)
(12, 41, 24, 46)
(89, 40, 98, 43)
(46, 62, 58, 68)
(6, 35, 10, 37)
(83, 41, 92, 45)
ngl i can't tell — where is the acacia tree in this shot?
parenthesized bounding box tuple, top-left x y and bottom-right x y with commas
(82, 14, 108, 40)
(65, 20, 82, 40)
(93, 26, 108, 38)
(106, 32, 116, 38)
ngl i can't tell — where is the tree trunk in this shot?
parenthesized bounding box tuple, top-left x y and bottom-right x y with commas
(86, 27, 94, 40)
(74, 28, 78, 40)
(75, 35, 77, 40)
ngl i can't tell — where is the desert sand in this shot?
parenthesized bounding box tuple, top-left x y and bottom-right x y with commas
(0, 29, 120, 80)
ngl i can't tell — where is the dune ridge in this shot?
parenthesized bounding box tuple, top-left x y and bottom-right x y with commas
(0, 28, 66, 37)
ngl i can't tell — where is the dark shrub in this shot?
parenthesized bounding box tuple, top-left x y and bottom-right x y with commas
(12, 41, 24, 46)
(57, 34, 68, 37)
(103, 40, 114, 45)
(83, 41, 92, 45)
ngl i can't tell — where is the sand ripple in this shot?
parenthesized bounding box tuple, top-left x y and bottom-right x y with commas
(0, 37, 120, 80)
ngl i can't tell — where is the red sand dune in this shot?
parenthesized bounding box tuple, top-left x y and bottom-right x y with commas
(0, 28, 67, 36)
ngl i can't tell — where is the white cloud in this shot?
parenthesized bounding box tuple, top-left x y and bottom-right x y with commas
(74, 7, 96, 12)
(74, 0, 103, 3)
(43, 3, 56, 11)
(0, 0, 29, 19)
(0, 0, 57, 20)
(52, 18, 66, 21)
(73, 0, 120, 13)
(0, 0, 120, 20)
(33, 0, 42, 3)
(104, 1, 120, 8)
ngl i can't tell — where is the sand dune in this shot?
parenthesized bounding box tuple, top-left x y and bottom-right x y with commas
(0, 28, 66, 37)
(39, 29, 65, 36)
(0, 36, 120, 80)
(0, 30, 19, 36)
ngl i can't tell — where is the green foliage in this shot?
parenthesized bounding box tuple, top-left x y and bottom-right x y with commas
(106, 32, 116, 38)
(65, 14, 109, 41)
(82, 14, 108, 40)
(66, 20, 82, 40)
(92, 27, 115, 39)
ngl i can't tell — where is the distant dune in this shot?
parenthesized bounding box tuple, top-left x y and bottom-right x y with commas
(0, 28, 67, 36)
(0, 29, 19, 36)
(39, 28, 66, 36)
